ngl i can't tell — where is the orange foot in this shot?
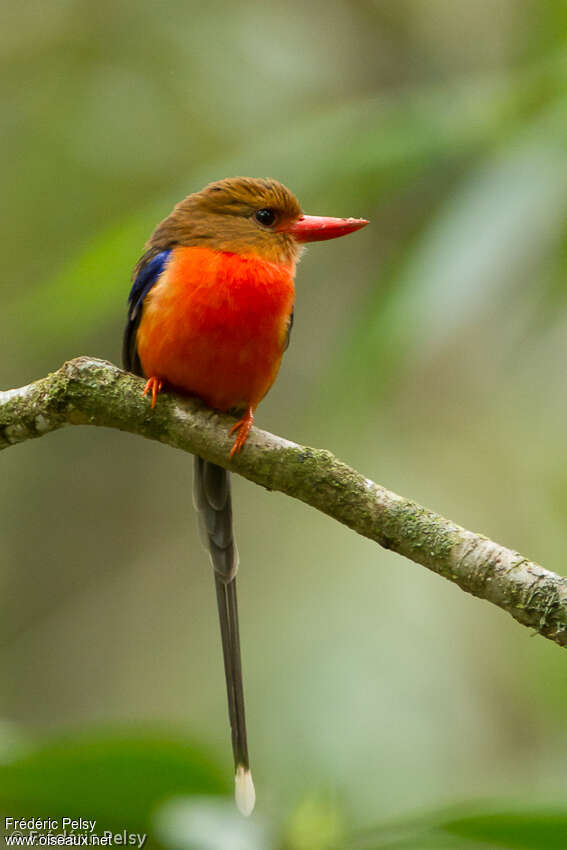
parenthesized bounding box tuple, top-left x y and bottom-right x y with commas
(142, 376, 163, 409)
(229, 407, 254, 459)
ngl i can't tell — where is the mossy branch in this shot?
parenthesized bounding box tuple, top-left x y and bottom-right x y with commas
(2, 356, 567, 648)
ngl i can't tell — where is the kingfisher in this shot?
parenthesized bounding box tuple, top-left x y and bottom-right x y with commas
(122, 177, 368, 814)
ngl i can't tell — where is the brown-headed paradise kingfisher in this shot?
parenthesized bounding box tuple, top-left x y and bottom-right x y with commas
(122, 177, 368, 814)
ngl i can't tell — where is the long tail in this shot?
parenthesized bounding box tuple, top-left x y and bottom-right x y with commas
(193, 457, 255, 816)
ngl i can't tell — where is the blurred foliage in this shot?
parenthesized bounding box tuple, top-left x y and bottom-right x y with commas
(3, 0, 567, 848)
(2, 725, 567, 850)
(0, 728, 227, 846)
(344, 806, 567, 849)
(284, 795, 344, 849)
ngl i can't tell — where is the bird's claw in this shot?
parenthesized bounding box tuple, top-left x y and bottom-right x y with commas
(229, 409, 254, 459)
(142, 376, 163, 408)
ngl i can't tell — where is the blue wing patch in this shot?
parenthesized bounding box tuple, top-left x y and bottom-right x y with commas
(122, 249, 171, 375)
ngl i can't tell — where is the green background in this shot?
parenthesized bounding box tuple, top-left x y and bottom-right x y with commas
(2, 1, 567, 847)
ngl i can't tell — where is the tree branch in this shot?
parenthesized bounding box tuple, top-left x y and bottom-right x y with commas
(2, 356, 566, 648)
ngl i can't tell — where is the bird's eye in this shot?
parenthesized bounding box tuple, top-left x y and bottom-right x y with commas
(255, 208, 276, 227)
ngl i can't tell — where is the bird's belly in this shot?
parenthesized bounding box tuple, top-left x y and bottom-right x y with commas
(136, 247, 295, 411)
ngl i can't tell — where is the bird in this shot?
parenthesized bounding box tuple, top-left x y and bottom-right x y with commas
(122, 177, 368, 815)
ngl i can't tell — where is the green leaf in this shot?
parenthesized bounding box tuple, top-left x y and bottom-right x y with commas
(443, 809, 567, 849)
(340, 805, 567, 849)
(0, 728, 228, 838)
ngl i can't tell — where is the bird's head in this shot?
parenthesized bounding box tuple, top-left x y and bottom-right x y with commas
(148, 177, 368, 267)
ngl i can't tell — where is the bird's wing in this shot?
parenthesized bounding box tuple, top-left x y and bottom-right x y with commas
(122, 249, 171, 375)
(283, 307, 294, 351)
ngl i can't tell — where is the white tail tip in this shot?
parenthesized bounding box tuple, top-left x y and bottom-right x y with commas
(235, 766, 255, 816)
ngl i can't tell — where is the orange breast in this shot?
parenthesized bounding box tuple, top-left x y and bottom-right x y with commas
(136, 246, 295, 412)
